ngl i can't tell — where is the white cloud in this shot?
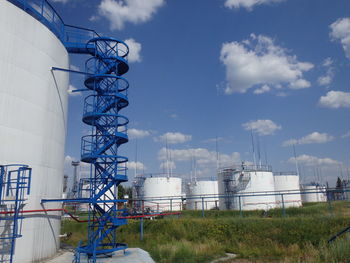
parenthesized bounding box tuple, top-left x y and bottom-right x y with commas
(254, 84, 271, 94)
(160, 161, 176, 170)
(319, 90, 350, 109)
(156, 132, 192, 144)
(224, 0, 285, 10)
(51, 0, 69, 3)
(341, 131, 350, 138)
(97, 0, 165, 30)
(67, 85, 81, 96)
(318, 75, 332, 86)
(70, 64, 80, 71)
(220, 34, 313, 94)
(128, 128, 151, 139)
(242, 119, 281, 136)
(317, 58, 334, 86)
(283, 132, 335, 147)
(158, 147, 241, 168)
(330, 18, 350, 59)
(124, 38, 142, 63)
(127, 161, 146, 171)
(170, 113, 178, 119)
(288, 154, 341, 167)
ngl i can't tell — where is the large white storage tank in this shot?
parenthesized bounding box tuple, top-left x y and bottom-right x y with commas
(186, 180, 219, 210)
(218, 165, 276, 211)
(274, 172, 302, 208)
(142, 176, 182, 212)
(301, 184, 327, 203)
(0, 1, 69, 262)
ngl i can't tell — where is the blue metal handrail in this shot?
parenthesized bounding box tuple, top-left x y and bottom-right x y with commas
(7, 0, 99, 52)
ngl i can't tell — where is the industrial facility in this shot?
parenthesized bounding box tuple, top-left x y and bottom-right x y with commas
(1, 1, 349, 263)
(0, 0, 131, 262)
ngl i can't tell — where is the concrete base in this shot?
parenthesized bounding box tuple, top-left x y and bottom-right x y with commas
(41, 248, 155, 263)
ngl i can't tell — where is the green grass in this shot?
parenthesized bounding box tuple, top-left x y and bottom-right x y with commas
(61, 201, 350, 262)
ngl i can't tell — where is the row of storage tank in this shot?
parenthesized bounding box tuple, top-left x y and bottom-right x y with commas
(133, 165, 328, 212)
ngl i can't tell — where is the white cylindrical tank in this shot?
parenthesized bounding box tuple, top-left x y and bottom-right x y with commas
(186, 180, 219, 210)
(143, 177, 182, 212)
(301, 184, 327, 203)
(218, 166, 276, 211)
(0, 2, 69, 262)
(274, 173, 302, 208)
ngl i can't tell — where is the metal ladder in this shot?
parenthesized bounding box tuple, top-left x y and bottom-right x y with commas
(0, 165, 32, 263)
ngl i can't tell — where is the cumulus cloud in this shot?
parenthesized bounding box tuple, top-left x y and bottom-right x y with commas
(160, 161, 176, 171)
(317, 58, 334, 86)
(330, 18, 350, 59)
(97, 0, 165, 30)
(128, 128, 151, 139)
(127, 161, 146, 171)
(288, 154, 341, 167)
(341, 131, 350, 138)
(224, 0, 285, 10)
(319, 91, 350, 108)
(282, 132, 335, 147)
(67, 85, 81, 96)
(124, 38, 142, 63)
(220, 34, 313, 94)
(242, 119, 281, 136)
(158, 147, 241, 168)
(156, 132, 192, 144)
(254, 84, 271, 94)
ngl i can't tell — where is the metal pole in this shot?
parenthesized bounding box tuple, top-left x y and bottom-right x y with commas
(140, 217, 144, 241)
(281, 194, 286, 217)
(201, 197, 205, 218)
(170, 199, 172, 212)
(239, 195, 243, 217)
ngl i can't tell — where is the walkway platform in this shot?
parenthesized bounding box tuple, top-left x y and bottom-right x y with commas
(41, 248, 155, 263)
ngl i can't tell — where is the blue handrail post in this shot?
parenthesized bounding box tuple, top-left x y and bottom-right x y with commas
(281, 194, 286, 217)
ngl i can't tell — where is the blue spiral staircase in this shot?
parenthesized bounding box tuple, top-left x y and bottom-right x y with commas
(73, 37, 130, 263)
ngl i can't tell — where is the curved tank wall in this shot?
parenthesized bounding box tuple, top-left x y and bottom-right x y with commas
(218, 168, 276, 211)
(143, 177, 182, 212)
(186, 181, 218, 210)
(0, 1, 69, 262)
(301, 185, 327, 203)
(274, 174, 302, 208)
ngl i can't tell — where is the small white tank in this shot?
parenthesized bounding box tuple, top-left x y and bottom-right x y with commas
(143, 177, 182, 212)
(301, 184, 327, 203)
(274, 173, 302, 208)
(186, 180, 219, 210)
(218, 165, 276, 211)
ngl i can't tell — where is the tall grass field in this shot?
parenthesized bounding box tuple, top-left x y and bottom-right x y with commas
(61, 201, 350, 262)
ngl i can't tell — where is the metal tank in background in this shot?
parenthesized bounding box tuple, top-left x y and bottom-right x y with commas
(218, 164, 276, 211)
(301, 184, 327, 203)
(133, 174, 183, 212)
(186, 180, 219, 210)
(274, 172, 302, 208)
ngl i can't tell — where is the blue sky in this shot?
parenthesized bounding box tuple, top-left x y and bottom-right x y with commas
(52, 0, 350, 187)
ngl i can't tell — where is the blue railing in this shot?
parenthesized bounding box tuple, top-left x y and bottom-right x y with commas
(7, 0, 98, 51)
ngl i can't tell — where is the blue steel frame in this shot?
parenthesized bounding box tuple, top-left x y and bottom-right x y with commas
(0, 165, 32, 263)
(73, 37, 130, 263)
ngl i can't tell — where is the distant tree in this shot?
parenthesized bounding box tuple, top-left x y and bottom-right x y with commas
(118, 184, 126, 199)
(336, 177, 342, 189)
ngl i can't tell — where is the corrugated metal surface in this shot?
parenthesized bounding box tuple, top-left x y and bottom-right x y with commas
(0, 1, 69, 262)
(274, 174, 302, 208)
(143, 177, 182, 212)
(186, 181, 218, 210)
